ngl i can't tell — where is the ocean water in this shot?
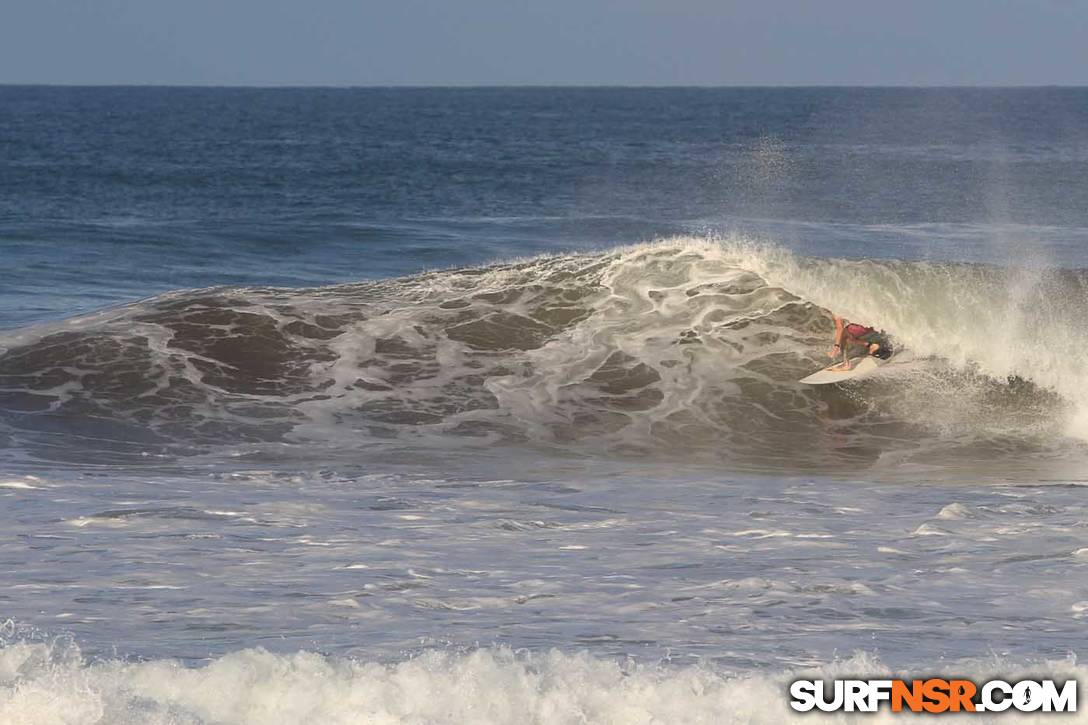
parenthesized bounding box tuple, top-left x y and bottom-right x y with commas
(2, 86, 1088, 723)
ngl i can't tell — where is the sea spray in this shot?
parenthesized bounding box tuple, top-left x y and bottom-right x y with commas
(0, 237, 1083, 473)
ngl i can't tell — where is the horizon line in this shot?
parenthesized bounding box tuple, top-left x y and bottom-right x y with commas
(1, 82, 1087, 91)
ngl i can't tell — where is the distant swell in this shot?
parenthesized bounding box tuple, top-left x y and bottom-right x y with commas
(0, 237, 1085, 476)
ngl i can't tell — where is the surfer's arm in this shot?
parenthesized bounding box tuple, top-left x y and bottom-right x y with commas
(828, 314, 846, 359)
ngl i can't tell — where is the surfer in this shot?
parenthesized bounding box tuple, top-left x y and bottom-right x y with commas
(828, 314, 892, 370)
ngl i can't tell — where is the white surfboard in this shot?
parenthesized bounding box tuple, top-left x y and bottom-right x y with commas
(800, 355, 886, 385)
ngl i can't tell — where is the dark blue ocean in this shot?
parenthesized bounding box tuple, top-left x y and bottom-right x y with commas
(2, 87, 1088, 723)
(5, 87, 1088, 329)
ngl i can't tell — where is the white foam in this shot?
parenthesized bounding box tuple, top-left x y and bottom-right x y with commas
(0, 643, 1083, 725)
(0, 481, 38, 490)
(66, 516, 127, 529)
(6, 234, 1086, 467)
(937, 503, 975, 520)
(705, 235, 1088, 442)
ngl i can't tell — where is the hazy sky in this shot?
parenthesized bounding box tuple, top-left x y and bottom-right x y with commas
(3, 0, 1087, 86)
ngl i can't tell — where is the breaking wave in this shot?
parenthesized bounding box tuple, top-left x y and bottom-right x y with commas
(1, 237, 1085, 476)
(0, 640, 1083, 725)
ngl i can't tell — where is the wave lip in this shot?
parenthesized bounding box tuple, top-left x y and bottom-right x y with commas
(0, 237, 1084, 476)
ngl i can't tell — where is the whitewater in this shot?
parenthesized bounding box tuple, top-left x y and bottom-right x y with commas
(4, 238, 1088, 723)
(2, 644, 1086, 724)
(5, 85, 1088, 724)
(3, 457, 1088, 724)
(2, 237, 1084, 475)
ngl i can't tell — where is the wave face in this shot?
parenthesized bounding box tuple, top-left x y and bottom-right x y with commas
(0, 238, 1084, 475)
(0, 641, 1082, 725)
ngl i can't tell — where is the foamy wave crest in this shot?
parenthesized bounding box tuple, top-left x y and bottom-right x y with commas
(0, 237, 1084, 475)
(724, 237, 1088, 442)
(1, 642, 1083, 725)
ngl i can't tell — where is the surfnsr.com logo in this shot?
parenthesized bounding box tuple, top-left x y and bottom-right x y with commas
(789, 678, 1077, 714)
